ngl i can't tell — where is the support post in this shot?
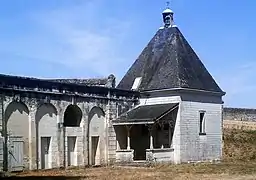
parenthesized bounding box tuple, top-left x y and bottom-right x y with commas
(125, 125, 132, 150)
(127, 130, 131, 150)
(150, 133, 154, 149)
(116, 140, 120, 150)
(168, 121, 172, 148)
(148, 125, 154, 150)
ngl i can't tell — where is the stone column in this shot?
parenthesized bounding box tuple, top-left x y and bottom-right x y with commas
(126, 126, 132, 150)
(148, 125, 154, 150)
(127, 131, 131, 150)
(28, 108, 36, 170)
(57, 109, 65, 168)
(150, 134, 154, 149)
(116, 140, 120, 150)
(27, 99, 37, 171)
(82, 111, 88, 166)
(168, 121, 172, 148)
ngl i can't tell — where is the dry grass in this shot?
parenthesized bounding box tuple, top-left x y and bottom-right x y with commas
(223, 120, 256, 130)
(5, 128, 256, 180)
(223, 128, 256, 162)
(7, 162, 256, 180)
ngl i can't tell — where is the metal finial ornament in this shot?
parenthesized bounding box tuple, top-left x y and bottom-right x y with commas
(166, 1, 170, 8)
(162, 1, 174, 28)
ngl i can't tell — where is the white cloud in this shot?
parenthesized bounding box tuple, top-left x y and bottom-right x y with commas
(1, 0, 134, 77)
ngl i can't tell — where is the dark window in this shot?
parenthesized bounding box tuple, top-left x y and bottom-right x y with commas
(199, 111, 206, 135)
(64, 105, 82, 127)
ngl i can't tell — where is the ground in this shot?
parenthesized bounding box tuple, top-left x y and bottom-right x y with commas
(3, 128, 256, 180)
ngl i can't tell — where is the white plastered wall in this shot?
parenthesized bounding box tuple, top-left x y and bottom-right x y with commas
(177, 100, 222, 163)
(139, 92, 223, 164)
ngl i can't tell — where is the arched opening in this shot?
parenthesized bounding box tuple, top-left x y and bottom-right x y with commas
(4, 101, 29, 171)
(63, 104, 83, 167)
(35, 103, 57, 169)
(64, 105, 82, 127)
(88, 107, 105, 165)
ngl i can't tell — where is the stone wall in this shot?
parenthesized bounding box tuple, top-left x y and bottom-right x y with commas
(0, 137, 3, 172)
(223, 107, 256, 122)
(0, 94, 2, 132)
(0, 87, 137, 171)
(0, 94, 3, 172)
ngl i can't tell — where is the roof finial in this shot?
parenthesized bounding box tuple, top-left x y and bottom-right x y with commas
(162, 1, 174, 28)
(166, 1, 170, 8)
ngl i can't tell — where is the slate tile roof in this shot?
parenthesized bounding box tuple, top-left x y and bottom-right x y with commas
(113, 103, 178, 123)
(117, 27, 223, 93)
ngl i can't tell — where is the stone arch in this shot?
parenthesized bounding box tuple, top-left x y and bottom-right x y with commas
(63, 104, 83, 167)
(88, 106, 106, 165)
(64, 105, 82, 127)
(35, 103, 58, 169)
(5, 101, 29, 134)
(4, 101, 30, 170)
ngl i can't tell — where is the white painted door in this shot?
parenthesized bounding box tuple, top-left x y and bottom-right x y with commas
(8, 136, 24, 172)
(41, 137, 51, 169)
(67, 136, 77, 166)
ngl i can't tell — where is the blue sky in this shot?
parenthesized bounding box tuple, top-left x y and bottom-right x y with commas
(0, 0, 256, 108)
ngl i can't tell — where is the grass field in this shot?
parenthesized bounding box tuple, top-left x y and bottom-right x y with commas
(5, 128, 256, 180)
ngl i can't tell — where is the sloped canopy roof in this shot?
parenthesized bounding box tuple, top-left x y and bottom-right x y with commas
(117, 27, 224, 94)
(113, 103, 178, 125)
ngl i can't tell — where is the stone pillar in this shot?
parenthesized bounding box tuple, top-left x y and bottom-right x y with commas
(82, 111, 89, 166)
(148, 125, 154, 150)
(116, 140, 120, 150)
(28, 108, 36, 170)
(127, 132, 131, 150)
(57, 110, 65, 168)
(107, 101, 119, 165)
(150, 134, 154, 149)
(126, 126, 132, 150)
(168, 121, 172, 148)
(56, 114, 60, 167)
(27, 100, 37, 171)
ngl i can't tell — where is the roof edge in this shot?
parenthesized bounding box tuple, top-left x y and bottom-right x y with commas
(141, 88, 226, 96)
(0, 73, 140, 98)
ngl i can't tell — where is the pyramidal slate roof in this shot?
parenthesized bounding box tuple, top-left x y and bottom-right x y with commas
(117, 26, 224, 94)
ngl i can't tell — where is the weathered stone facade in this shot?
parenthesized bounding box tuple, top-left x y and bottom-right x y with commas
(0, 75, 139, 171)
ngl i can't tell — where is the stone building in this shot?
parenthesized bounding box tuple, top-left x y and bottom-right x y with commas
(0, 6, 225, 172)
(114, 6, 225, 163)
(0, 74, 138, 171)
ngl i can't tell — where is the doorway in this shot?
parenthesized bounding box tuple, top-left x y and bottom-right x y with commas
(88, 107, 105, 165)
(67, 136, 77, 166)
(41, 137, 51, 169)
(91, 136, 100, 165)
(131, 125, 149, 160)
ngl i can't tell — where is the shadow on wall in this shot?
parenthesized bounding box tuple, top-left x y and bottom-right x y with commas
(1, 176, 89, 180)
(5, 101, 29, 121)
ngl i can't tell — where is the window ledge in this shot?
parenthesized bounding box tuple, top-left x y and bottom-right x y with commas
(199, 132, 206, 136)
